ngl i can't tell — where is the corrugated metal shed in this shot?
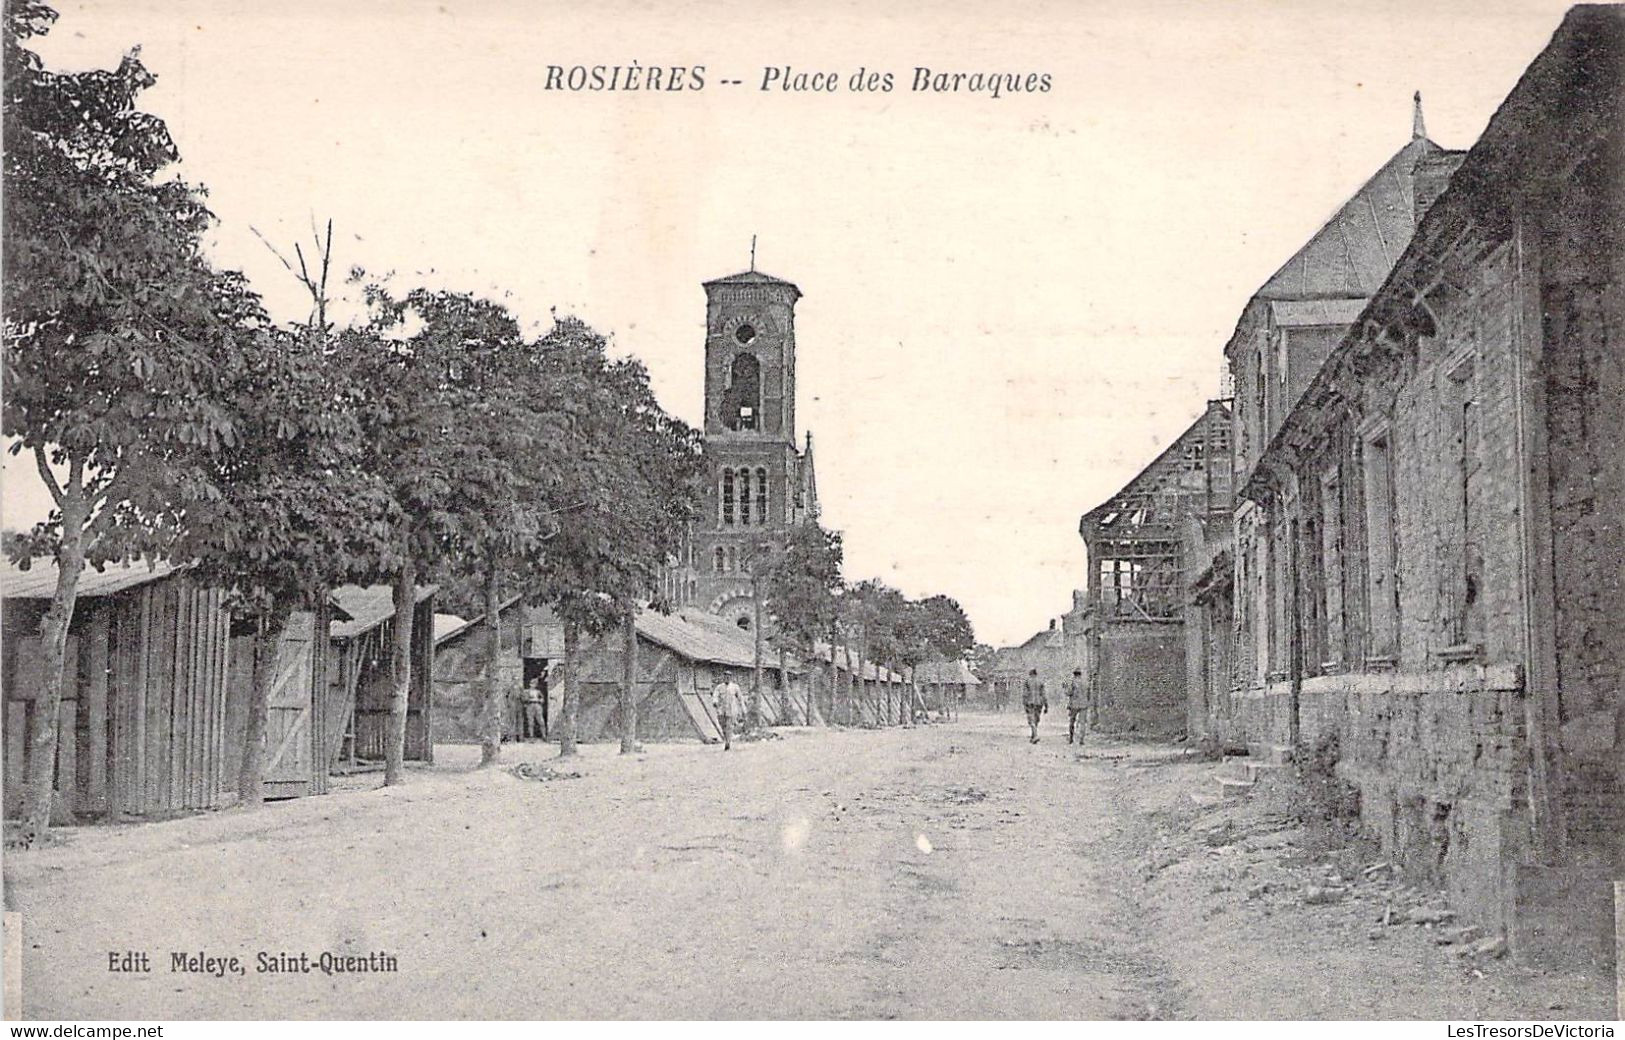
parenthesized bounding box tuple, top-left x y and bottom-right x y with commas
(432, 594, 524, 648)
(1, 558, 179, 600)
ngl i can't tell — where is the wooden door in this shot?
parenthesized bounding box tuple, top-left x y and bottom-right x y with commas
(262, 611, 315, 799)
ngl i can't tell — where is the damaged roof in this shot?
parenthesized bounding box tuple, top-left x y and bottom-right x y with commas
(330, 584, 438, 640)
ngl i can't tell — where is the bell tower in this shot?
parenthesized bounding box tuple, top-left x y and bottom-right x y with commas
(703, 270, 800, 442)
(689, 265, 818, 630)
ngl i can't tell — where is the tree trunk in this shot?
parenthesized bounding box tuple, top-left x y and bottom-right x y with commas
(619, 611, 637, 754)
(240, 600, 295, 805)
(830, 623, 841, 726)
(844, 644, 855, 726)
(20, 486, 87, 845)
(559, 621, 580, 757)
(778, 647, 791, 724)
(858, 626, 869, 727)
(750, 580, 764, 730)
(478, 563, 504, 768)
(384, 556, 415, 786)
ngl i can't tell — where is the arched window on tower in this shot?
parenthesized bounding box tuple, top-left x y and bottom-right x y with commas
(721, 468, 735, 525)
(722, 353, 761, 431)
(714, 547, 725, 574)
(756, 468, 769, 524)
(739, 466, 753, 526)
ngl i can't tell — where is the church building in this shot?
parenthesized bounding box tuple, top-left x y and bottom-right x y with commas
(679, 268, 819, 631)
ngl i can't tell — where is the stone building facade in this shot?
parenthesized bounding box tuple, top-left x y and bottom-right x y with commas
(1223, 7, 1622, 965)
(1217, 113, 1466, 745)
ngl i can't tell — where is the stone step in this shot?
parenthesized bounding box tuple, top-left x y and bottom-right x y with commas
(1216, 776, 1255, 801)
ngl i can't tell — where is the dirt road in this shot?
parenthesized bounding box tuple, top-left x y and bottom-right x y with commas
(5, 712, 1610, 1019)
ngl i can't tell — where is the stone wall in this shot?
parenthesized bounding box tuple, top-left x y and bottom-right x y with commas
(1094, 624, 1186, 737)
(1539, 124, 1624, 873)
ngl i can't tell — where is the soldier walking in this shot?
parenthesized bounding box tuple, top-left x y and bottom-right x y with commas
(1064, 669, 1089, 744)
(1021, 669, 1047, 744)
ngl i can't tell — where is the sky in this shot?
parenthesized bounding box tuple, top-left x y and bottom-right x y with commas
(2, 0, 1578, 646)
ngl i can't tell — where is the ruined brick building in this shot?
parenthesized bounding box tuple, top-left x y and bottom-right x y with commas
(663, 268, 820, 631)
(1106, 100, 1463, 744)
(1197, 5, 1622, 965)
(1076, 400, 1232, 736)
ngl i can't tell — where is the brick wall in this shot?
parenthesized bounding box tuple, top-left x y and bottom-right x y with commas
(1095, 624, 1186, 736)
(1540, 130, 1625, 871)
(1221, 233, 1540, 936)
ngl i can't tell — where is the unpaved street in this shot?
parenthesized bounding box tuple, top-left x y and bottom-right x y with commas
(5, 713, 1610, 1019)
(8, 713, 1172, 1019)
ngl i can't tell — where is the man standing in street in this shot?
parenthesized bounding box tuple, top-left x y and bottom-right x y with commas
(713, 674, 742, 750)
(1064, 668, 1089, 744)
(1021, 668, 1047, 744)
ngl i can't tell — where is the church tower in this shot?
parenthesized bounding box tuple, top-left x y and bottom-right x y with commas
(690, 267, 819, 630)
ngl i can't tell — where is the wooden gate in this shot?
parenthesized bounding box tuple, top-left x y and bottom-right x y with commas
(262, 611, 316, 800)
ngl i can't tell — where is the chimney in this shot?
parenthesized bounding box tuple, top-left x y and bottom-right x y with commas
(1048, 618, 1056, 631)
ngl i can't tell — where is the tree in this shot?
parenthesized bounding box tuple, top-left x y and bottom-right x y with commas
(522, 317, 702, 756)
(967, 642, 997, 678)
(3, 3, 245, 842)
(847, 579, 909, 727)
(335, 283, 519, 783)
(178, 307, 400, 805)
(169, 222, 402, 806)
(762, 519, 843, 725)
(915, 594, 976, 663)
(397, 289, 562, 769)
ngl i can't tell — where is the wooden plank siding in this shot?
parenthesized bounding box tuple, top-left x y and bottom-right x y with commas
(2, 574, 234, 820)
(338, 597, 436, 765)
